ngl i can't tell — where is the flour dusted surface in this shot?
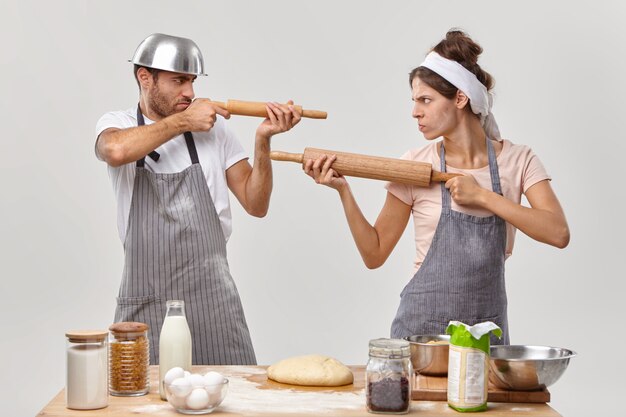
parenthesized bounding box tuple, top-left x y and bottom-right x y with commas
(221, 373, 364, 414)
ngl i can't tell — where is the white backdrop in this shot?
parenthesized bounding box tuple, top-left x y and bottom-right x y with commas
(1, 1, 624, 416)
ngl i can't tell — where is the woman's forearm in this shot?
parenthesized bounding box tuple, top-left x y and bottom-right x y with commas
(480, 188, 570, 248)
(337, 188, 411, 268)
(337, 186, 384, 268)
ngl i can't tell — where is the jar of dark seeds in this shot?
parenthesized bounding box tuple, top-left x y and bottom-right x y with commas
(108, 322, 150, 396)
(366, 338, 412, 414)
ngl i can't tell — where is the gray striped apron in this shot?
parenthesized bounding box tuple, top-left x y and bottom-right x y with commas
(391, 138, 509, 345)
(113, 105, 257, 365)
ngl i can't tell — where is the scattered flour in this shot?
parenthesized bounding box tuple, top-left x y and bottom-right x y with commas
(130, 403, 172, 414)
(220, 374, 365, 414)
(225, 366, 268, 376)
(415, 401, 438, 410)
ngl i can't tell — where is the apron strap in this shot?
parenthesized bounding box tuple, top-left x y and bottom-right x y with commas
(439, 142, 452, 211)
(135, 103, 199, 167)
(135, 104, 160, 167)
(486, 138, 503, 195)
(439, 137, 503, 210)
(184, 132, 200, 164)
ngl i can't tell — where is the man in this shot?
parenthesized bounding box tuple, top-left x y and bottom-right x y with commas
(95, 33, 301, 365)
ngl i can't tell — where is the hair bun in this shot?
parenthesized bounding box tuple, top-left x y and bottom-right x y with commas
(432, 29, 493, 90)
(441, 29, 482, 66)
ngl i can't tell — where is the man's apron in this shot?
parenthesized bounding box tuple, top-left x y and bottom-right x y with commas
(391, 138, 510, 345)
(114, 105, 257, 365)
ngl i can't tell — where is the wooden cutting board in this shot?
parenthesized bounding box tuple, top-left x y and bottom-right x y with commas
(412, 374, 550, 403)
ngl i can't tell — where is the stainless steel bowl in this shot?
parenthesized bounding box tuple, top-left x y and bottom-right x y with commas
(404, 335, 450, 376)
(130, 33, 206, 76)
(489, 345, 576, 391)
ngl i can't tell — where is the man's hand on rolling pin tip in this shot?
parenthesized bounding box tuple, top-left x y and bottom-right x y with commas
(182, 98, 231, 132)
(256, 100, 302, 139)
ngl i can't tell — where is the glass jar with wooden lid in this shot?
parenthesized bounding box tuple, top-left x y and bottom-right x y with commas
(108, 322, 150, 396)
(65, 330, 109, 410)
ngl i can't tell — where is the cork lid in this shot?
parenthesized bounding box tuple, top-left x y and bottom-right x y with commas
(65, 330, 108, 343)
(109, 321, 149, 335)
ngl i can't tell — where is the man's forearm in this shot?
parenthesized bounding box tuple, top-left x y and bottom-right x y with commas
(97, 114, 187, 167)
(243, 135, 273, 217)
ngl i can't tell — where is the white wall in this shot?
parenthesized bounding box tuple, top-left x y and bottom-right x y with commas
(1, 1, 623, 416)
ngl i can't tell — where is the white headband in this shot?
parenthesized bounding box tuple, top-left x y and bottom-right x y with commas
(420, 51, 501, 140)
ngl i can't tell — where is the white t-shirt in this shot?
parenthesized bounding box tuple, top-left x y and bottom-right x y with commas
(96, 107, 248, 243)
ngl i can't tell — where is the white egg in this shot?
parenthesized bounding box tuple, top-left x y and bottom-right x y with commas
(163, 366, 185, 385)
(186, 388, 210, 410)
(187, 373, 206, 388)
(184, 371, 191, 378)
(169, 377, 192, 398)
(204, 371, 224, 394)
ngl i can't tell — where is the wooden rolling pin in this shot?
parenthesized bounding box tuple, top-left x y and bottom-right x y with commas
(209, 99, 327, 119)
(270, 147, 462, 186)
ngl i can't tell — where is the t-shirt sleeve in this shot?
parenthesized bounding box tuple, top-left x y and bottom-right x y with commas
(95, 112, 129, 138)
(521, 146, 552, 193)
(94, 111, 133, 160)
(221, 122, 248, 169)
(384, 150, 414, 206)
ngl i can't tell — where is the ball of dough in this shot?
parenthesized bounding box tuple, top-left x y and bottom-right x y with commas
(267, 354, 353, 386)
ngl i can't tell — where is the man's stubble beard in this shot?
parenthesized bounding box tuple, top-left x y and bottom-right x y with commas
(148, 84, 177, 119)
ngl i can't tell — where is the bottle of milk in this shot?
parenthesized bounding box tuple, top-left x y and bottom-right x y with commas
(159, 300, 192, 400)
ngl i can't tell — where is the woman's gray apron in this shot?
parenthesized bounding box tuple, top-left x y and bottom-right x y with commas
(391, 138, 509, 345)
(114, 105, 257, 365)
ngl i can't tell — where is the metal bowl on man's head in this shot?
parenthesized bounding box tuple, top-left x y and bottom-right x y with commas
(489, 345, 576, 391)
(404, 335, 450, 376)
(130, 33, 206, 76)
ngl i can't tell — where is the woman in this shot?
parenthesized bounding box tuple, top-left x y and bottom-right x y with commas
(304, 30, 569, 344)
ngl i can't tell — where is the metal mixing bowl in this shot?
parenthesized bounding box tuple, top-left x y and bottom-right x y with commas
(489, 345, 576, 391)
(404, 335, 450, 376)
(130, 33, 206, 76)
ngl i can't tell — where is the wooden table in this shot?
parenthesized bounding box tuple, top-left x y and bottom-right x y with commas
(37, 366, 562, 416)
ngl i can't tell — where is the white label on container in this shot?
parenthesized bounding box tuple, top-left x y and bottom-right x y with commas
(464, 350, 486, 404)
(448, 345, 488, 409)
(447, 347, 461, 402)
